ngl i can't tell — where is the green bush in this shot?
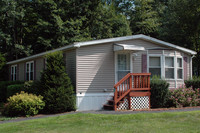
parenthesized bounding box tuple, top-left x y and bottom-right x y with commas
(2, 91, 45, 117)
(44, 87, 76, 113)
(7, 84, 25, 98)
(185, 76, 200, 90)
(150, 76, 170, 108)
(168, 87, 200, 108)
(23, 80, 41, 95)
(40, 51, 76, 113)
(0, 81, 24, 103)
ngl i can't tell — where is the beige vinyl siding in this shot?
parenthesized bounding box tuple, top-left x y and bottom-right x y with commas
(77, 43, 114, 93)
(166, 80, 176, 89)
(35, 58, 44, 80)
(18, 62, 25, 81)
(164, 50, 175, 56)
(177, 80, 185, 88)
(65, 49, 76, 88)
(118, 39, 166, 49)
(123, 39, 166, 73)
(184, 54, 191, 80)
(132, 51, 145, 73)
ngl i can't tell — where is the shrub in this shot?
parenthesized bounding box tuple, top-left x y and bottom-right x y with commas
(185, 76, 200, 90)
(7, 84, 25, 98)
(168, 87, 200, 108)
(150, 76, 170, 108)
(0, 81, 24, 103)
(40, 51, 76, 113)
(23, 80, 41, 95)
(44, 87, 76, 113)
(2, 91, 45, 117)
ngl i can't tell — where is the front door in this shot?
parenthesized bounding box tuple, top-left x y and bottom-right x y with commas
(116, 52, 131, 82)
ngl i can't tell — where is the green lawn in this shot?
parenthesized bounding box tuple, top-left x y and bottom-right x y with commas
(0, 111, 200, 133)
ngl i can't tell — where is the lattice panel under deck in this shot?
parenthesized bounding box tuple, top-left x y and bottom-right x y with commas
(131, 96, 149, 110)
(117, 98, 129, 110)
(117, 96, 150, 110)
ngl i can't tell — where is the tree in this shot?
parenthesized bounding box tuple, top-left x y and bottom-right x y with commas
(89, 3, 132, 39)
(0, 0, 32, 61)
(0, 53, 5, 70)
(40, 51, 75, 113)
(158, 0, 200, 75)
(130, 0, 160, 36)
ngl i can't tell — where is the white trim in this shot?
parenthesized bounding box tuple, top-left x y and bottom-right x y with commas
(7, 45, 76, 65)
(148, 50, 185, 88)
(26, 61, 34, 81)
(11, 64, 17, 81)
(76, 92, 114, 97)
(76, 92, 114, 111)
(114, 51, 132, 83)
(190, 56, 193, 78)
(176, 56, 183, 80)
(164, 56, 175, 80)
(114, 43, 145, 51)
(73, 34, 196, 55)
(7, 34, 196, 65)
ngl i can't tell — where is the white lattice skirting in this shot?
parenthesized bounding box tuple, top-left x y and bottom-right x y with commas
(117, 96, 150, 110)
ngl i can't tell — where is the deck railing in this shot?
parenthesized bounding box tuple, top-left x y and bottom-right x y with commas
(113, 73, 151, 111)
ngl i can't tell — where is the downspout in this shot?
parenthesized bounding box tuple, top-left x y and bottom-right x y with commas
(190, 54, 195, 78)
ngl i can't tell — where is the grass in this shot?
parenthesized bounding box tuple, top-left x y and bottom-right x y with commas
(0, 111, 200, 133)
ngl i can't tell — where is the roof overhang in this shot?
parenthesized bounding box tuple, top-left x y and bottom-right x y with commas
(7, 34, 197, 65)
(114, 43, 145, 52)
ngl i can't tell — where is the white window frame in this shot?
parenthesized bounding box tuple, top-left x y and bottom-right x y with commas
(11, 65, 17, 81)
(177, 57, 183, 80)
(147, 55, 162, 78)
(164, 56, 175, 79)
(148, 54, 184, 80)
(115, 51, 132, 83)
(26, 61, 34, 81)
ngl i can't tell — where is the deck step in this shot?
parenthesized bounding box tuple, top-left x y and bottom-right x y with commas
(103, 104, 114, 110)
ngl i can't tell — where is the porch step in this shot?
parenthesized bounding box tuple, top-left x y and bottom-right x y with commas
(103, 96, 127, 110)
(103, 104, 114, 110)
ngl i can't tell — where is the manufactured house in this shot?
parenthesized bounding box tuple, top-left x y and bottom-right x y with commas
(7, 34, 197, 111)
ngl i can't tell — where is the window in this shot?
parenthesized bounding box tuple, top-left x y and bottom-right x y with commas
(149, 57, 161, 77)
(165, 57, 174, 79)
(26, 61, 34, 81)
(177, 58, 183, 79)
(11, 65, 17, 81)
(148, 55, 183, 80)
(117, 53, 130, 81)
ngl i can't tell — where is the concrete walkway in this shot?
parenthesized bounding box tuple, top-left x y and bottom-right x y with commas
(1, 107, 200, 124)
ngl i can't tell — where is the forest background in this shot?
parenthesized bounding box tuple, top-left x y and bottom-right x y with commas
(0, 0, 200, 80)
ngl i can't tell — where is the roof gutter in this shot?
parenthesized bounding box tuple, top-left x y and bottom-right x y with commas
(7, 44, 77, 65)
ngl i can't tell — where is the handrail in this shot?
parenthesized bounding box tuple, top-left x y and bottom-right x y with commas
(113, 73, 151, 111)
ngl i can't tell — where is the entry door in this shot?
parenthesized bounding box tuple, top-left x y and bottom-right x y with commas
(117, 53, 131, 82)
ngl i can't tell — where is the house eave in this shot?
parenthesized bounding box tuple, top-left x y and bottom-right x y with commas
(7, 34, 196, 65)
(7, 44, 77, 65)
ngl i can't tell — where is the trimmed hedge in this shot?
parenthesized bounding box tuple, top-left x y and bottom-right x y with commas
(150, 76, 169, 108)
(185, 77, 200, 90)
(6, 84, 25, 98)
(0, 81, 24, 103)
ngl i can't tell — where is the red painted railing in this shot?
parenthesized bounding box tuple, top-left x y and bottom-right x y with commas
(113, 73, 151, 111)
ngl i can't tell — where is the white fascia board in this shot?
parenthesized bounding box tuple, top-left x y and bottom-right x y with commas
(140, 35, 197, 55)
(7, 44, 76, 65)
(114, 43, 145, 51)
(74, 34, 144, 47)
(74, 34, 196, 55)
(7, 34, 196, 65)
